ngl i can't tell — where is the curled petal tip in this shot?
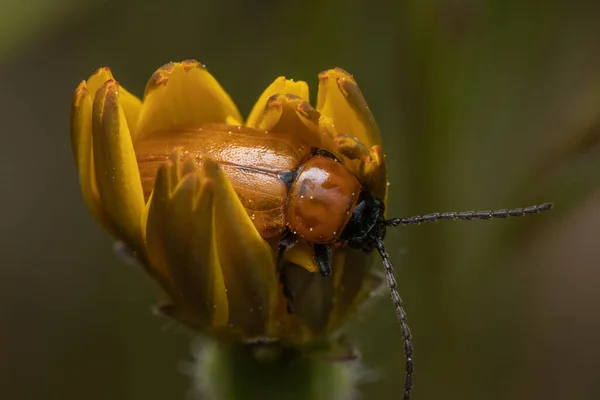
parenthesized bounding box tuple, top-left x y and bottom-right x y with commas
(296, 101, 319, 120)
(93, 66, 112, 76)
(370, 145, 384, 159)
(158, 61, 176, 73)
(202, 155, 221, 176)
(246, 76, 310, 128)
(181, 59, 206, 70)
(98, 78, 118, 93)
(147, 60, 206, 92)
(73, 81, 89, 106)
(266, 100, 283, 112)
(285, 93, 302, 101)
(318, 67, 356, 83)
(317, 69, 330, 80)
(74, 80, 88, 93)
(147, 71, 170, 90)
(334, 67, 353, 77)
(334, 134, 370, 161)
(154, 160, 175, 198)
(337, 77, 364, 100)
(87, 67, 115, 94)
(180, 154, 198, 177)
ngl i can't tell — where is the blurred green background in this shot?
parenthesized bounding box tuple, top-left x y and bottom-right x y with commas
(2, 0, 600, 399)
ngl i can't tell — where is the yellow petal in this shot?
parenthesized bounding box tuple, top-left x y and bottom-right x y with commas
(203, 156, 278, 337)
(326, 249, 379, 332)
(92, 80, 145, 250)
(330, 133, 370, 181)
(118, 87, 142, 137)
(136, 60, 242, 140)
(333, 133, 370, 161)
(246, 76, 309, 128)
(317, 68, 382, 149)
(285, 240, 318, 273)
(140, 191, 152, 245)
(145, 159, 228, 329)
(363, 145, 388, 203)
(86, 67, 113, 95)
(70, 81, 109, 229)
(251, 93, 333, 150)
(86, 67, 142, 138)
(189, 173, 229, 329)
(283, 262, 335, 335)
(331, 135, 388, 202)
(141, 163, 175, 286)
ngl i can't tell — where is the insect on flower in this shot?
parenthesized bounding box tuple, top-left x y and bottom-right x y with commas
(141, 125, 553, 400)
(70, 60, 553, 400)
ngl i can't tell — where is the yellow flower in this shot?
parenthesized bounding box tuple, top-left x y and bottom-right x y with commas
(70, 60, 387, 344)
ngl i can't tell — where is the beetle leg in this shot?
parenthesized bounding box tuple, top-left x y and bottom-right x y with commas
(313, 243, 333, 277)
(277, 231, 297, 272)
(277, 231, 298, 314)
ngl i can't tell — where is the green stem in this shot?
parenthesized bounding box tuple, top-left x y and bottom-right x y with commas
(193, 340, 361, 400)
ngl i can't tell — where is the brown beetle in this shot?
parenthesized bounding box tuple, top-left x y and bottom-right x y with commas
(135, 123, 553, 400)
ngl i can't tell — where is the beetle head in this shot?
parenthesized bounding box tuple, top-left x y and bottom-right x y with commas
(339, 192, 386, 251)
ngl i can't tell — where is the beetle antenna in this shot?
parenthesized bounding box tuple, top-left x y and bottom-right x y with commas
(375, 237, 413, 400)
(385, 202, 553, 226)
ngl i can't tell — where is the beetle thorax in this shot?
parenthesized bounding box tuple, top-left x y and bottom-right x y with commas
(285, 155, 361, 243)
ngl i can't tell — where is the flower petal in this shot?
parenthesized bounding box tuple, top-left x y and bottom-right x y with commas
(86, 67, 142, 138)
(363, 145, 388, 203)
(326, 249, 381, 331)
(145, 158, 228, 329)
(86, 67, 113, 95)
(136, 60, 242, 140)
(285, 241, 318, 273)
(317, 68, 382, 149)
(70, 81, 111, 230)
(92, 80, 145, 250)
(246, 77, 309, 128)
(283, 261, 335, 335)
(333, 135, 388, 202)
(203, 156, 278, 337)
(250, 93, 333, 150)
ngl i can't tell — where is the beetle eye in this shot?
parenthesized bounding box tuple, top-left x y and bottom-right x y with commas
(339, 193, 383, 249)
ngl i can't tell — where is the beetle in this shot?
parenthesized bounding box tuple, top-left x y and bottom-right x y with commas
(135, 123, 553, 400)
